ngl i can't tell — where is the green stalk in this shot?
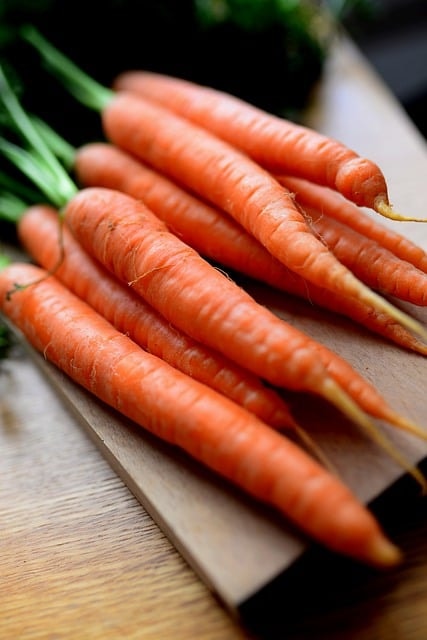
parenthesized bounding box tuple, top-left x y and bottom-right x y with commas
(21, 24, 113, 112)
(0, 191, 28, 224)
(31, 116, 76, 171)
(0, 169, 42, 204)
(0, 78, 75, 301)
(0, 33, 98, 359)
(0, 138, 73, 208)
(0, 63, 77, 203)
(0, 255, 11, 270)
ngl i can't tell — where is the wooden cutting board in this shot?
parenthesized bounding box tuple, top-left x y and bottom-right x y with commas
(3, 36, 427, 628)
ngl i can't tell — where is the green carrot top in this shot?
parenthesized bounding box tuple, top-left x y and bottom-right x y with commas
(21, 24, 114, 113)
(0, 62, 78, 209)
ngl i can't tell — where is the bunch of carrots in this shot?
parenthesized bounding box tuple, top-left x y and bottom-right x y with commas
(1, 26, 427, 570)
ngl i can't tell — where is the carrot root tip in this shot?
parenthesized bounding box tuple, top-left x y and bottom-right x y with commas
(366, 535, 403, 569)
(374, 198, 427, 223)
(386, 411, 427, 443)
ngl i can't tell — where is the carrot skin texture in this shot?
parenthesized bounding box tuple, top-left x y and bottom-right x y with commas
(278, 175, 427, 274)
(0, 262, 401, 567)
(17, 204, 294, 429)
(74, 142, 427, 355)
(113, 71, 390, 210)
(74, 142, 285, 278)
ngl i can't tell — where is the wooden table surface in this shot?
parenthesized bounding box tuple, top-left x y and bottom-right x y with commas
(2, 35, 427, 639)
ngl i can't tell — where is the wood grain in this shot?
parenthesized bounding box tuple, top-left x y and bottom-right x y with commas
(2, 33, 427, 639)
(0, 350, 246, 640)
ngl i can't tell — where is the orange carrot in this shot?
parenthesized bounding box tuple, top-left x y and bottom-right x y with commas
(17, 203, 295, 431)
(0, 261, 403, 568)
(278, 175, 427, 274)
(112, 70, 425, 222)
(19, 26, 427, 343)
(74, 142, 427, 356)
(305, 208, 427, 306)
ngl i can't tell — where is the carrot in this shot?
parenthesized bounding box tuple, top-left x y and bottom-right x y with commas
(16, 202, 297, 433)
(278, 175, 427, 274)
(305, 208, 427, 307)
(0, 261, 404, 568)
(18, 29, 427, 345)
(109, 69, 427, 223)
(73, 141, 427, 356)
(1, 50, 426, 483)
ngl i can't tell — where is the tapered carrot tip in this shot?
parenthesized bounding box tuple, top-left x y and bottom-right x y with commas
(375, 197, 427, 223)
(386, 410, 427, 447)
(366, 534, 403, 568)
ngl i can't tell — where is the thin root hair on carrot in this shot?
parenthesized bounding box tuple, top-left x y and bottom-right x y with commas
(127, 264, 173, 287)
(5, 245, 66, 301)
